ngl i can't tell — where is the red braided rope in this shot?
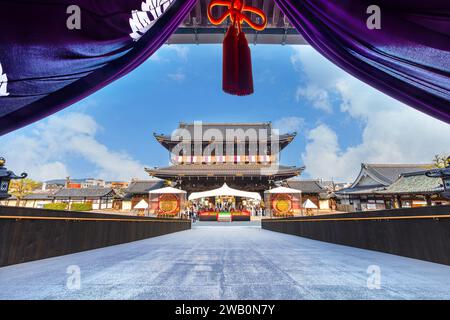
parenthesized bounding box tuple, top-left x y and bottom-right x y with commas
(207, 0, 267, 31)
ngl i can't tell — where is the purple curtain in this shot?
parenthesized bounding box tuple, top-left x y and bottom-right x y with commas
(275, 0, 450, 124)
(0, 0, 196, 136)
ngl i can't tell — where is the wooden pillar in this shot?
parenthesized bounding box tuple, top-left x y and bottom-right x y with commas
(425, 195, 432, 206)
(396, 195, 402, 208)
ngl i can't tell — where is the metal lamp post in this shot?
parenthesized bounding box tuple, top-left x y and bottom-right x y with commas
(425, 157, 450, 199)
(0, 157, 27, 200)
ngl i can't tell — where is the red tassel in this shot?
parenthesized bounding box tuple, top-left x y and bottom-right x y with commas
(222, 24, 239, 95)
(236, 31, 254, 96)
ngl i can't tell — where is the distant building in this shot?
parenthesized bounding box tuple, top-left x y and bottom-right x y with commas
(336, 163, 437, 211)
(43, 177, 107, 191)
(123, 180, 165, 211)
(377, 171, 448, 208)
(285, 179, 330, 210)
(1, 187, 118, 210)
(107, 181, 130, 189)
(83, 178, 106, 188)
(21, 193, 54, 208)
(52, 187, 116, 210)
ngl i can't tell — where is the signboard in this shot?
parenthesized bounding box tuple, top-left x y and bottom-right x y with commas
(272, 194, 292, 215)
(159, 194, 179, 214)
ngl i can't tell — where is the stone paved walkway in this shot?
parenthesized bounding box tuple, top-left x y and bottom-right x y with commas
(1, 224, 450, 299)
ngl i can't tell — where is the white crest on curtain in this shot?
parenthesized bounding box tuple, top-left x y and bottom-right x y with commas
(0, 62, 9, 97)
(129, 0, 175, 41)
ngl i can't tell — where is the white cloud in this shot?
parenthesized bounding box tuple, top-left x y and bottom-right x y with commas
(153, 44, 189, 62)
(291, 46, 450, 182)
(273, 117, 305, 134)
(295, 85, 332, 113)
(0, 112, 148, 181)
(165, 45, 189, 61)
(147, 45, 189, 63)
(168, 70, 186, 82)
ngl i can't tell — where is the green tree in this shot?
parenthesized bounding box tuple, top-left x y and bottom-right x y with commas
(8, 178, 41, 206)
(432, 154, 449, 168)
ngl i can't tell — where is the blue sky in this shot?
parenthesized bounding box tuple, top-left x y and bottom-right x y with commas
(1, 44, 449, 182)
(76, 44, 357, 168)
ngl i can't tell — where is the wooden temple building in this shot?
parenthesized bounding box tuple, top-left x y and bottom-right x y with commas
(146, 122, 304, 194)
(336, 163, 448, 211)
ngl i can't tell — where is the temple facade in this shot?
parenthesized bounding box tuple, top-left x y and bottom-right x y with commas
(336, 163, 448, 211)
(146, 122, 304, 194)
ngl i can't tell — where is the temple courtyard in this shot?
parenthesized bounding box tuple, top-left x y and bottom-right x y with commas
(1, 223, 450, 300)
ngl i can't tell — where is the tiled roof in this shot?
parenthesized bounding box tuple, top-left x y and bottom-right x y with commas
(23, 193, 53, 200)
(154, 122, 297, 151)
(146, 164, 303, 178)
(125, 180, 165, 194)
(286, 180, 325, 194)
(363, 163, 430, 185)
(336, 185, 384, 195)
(378, 171, 444, 194)
(53, 187, 115, 198)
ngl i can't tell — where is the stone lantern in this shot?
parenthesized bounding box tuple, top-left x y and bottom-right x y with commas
(425, 157, 450, 199)
(0, 157, 28, 200)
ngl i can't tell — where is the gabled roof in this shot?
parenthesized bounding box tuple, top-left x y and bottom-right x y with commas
(285, 180, 325, 194)
(336, 185, 384, 195)
(179, 122, 272, 131)
(53, 187, 115, 199)
(351, 163, 430, 187)
(378, 171, 444, 195)
(125, 180, 165, 195)
(153, 122, 297, 151)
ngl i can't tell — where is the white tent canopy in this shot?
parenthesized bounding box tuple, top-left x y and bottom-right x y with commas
(303, 199, 318, 209)
(149, 186, 187, 194)
(134, 199, 148, 209)
(264, 186, 302, 194)
(188, 183, 261, 201)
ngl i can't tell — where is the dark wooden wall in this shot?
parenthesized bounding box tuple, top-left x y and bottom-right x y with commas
(0, 206, 191, 267)
(262, 205, 450, 265)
